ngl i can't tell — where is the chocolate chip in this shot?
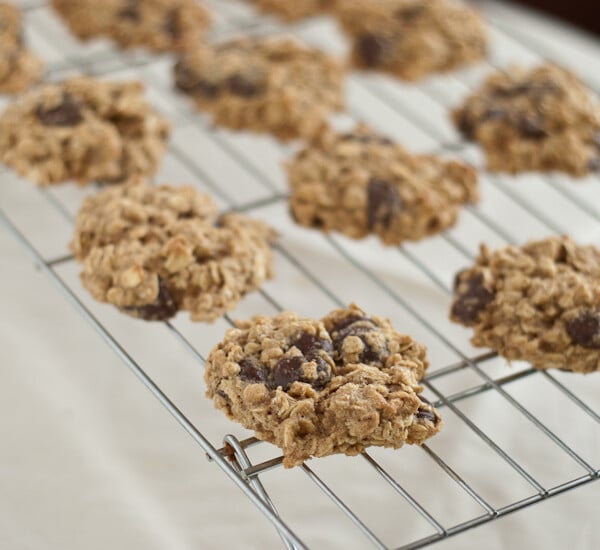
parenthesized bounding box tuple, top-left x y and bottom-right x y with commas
(518, 114, 546, 139)
(123, 278, 178, 321)
(451, 273, 495, 324)
(293, 333, 333, 356)
(269, 356, 304, 391)
(330, 316, 375, 341)
(566, 311, 600, 349)
(228, 74, 264, 97)
(164, 9, 181, 39)
(356, 34, 392, 68)
(330, 316, 384, 363)
(453, 269, 467, 291)
(238, 358, 267, 383)
(367, 178, 403, 231)
(395, 5, 426, 21)
(360, 346, 382, 364)
(36, 93, 83, 127)
(416, 408, 438, 423)
(174, 60, 220, 98)
(456, 111, 475, 140)
(119, 0, 140, 21)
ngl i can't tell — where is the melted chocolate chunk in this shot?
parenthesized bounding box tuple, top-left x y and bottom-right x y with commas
(360, 346, 382, 364)
(518, 114, 546, 139)
(357, 34, 392, 68)
(269, 356, 304, 391)
(416, 408, 438, 423)
(293, 333, 333, 356)
(589, 156, 600, 171)
(331, 316, 375, 342)
(238, 358, 267, 382)
(174, 60, 220, 98)
(228, 73, 264, 97)
(331, 316, 384, 364)
(367, 178, 403, 230)
(451, 273, 495, 324)
(36, 93, 83, 127)
(456, 111, 475, 140)
(119, 0, 140, 21)
(123, 278, 178, 321)
(566, 311, 600, 349)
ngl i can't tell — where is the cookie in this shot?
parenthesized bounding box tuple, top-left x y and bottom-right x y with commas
(0, 2, 43, 93)
(51, 0, 210, 52)
(71, 182, 277, 322)
(453, 65, 600, 176)
(174, 36, 345, 141)
(246, 0, 333, 21)
(287, 125, 478, 245)
(336, 0, 487, 80)
(205, 304, 442, 467)
(0, 76, 170, 185)
(451, 236, 600, 373)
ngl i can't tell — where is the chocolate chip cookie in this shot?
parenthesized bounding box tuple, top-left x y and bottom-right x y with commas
(72, 182, 277, 322)
(0, 2, 43, 93)
(336, 0, 487, 80)
(451, 236, 600, 373)
(287, 125, 478, 245)
(0, 77, 170, 185)
(51, 0, 210, 52)
(453, 65, 600, 176)
(246, 0, 333, 21)
(174, 36, 345, 141)
(205, 304, 442, 467)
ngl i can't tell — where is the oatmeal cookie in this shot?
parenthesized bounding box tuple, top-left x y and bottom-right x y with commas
(336, 0, 487, 80)
(0, 2, 43, 93)
(0, 76, 170, 185)
(72, 182, 277, 322)
(174, 36, 345, 140)
(453, 64, 600, 176)
(51, 0, 210, 52)
(205, 304, 442, 468)
(287, 125, 478, 245)
(246, 0, 334, 21)
(451, 236, 600, 373)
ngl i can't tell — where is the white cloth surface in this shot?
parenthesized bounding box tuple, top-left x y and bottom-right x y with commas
(1, 1, 599, 549)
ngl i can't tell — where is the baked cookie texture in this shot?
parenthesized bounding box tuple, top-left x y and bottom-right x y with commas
(453, 64, 600, 176)
(246, 0, 334, 21)
(0, 77, 170, 185)
(0, 2, 43, 93)
(174, 36, 345, 141)
(72, 182, 277, 322)
(51, 0, 210, 52)
(451, 236, 600, 373)
(287, 125, 479, 245)
(205, 304, 442, 468)
(336, 0, 487, 80)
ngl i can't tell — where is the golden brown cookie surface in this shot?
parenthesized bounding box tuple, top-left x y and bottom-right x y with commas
(72, 182, 277, 322)
(205, 304, 442, 468)
(451, 236, 600, 373)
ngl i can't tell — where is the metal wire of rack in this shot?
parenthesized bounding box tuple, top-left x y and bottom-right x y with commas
(1, 1, 599, 549)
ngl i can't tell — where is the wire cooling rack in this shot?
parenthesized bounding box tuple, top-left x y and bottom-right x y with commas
(1, 1, 599, 548)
